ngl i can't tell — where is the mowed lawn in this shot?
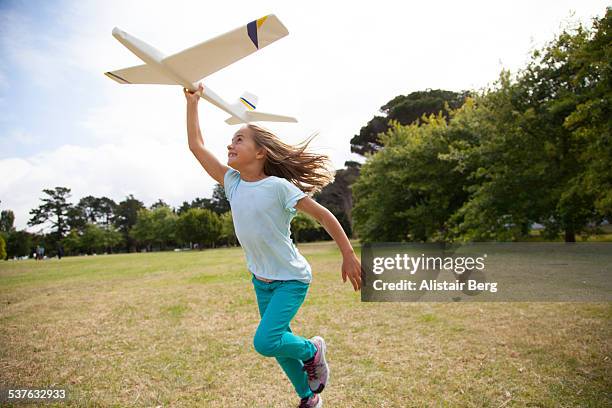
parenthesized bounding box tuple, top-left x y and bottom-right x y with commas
(0, 241, 610, 407)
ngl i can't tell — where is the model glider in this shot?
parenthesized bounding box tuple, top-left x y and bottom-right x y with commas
(105, 14, 297, 124)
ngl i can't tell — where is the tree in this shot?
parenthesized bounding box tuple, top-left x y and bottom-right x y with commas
(443, 79, 548, 241)
(130, 208, 155, 250)
(66, 205, 87, 233)
(291, 212, 321, 244)
(0, 209, 15, 233)
(178, 185, 230, 216)
(150, 206, 178, 250)
(78, 196, 101, 224)
(97, 197, 118, 227)
(314, 161, 360, 237)
(62, 230, 81, 256)
(150, 199, 171, 211)
(4, 230, 33, 259)
(211, 183, 230, 214)
(563, 9, 612, 220)
(449, 11, 611, 242)
(350, 89, 470, 156)
(75, 196, 118, 227)
(177, 197, 214, 215)
(352, 107, 476, 242)
(80, 224, 106, 254)
(114, 195, 145, 252)
(219, 211, 237, 246)
(176, 208, 222, 248)
(98, 225, 123, 253)
(131, 206, 178, 251)
(28, 187, 73, 240)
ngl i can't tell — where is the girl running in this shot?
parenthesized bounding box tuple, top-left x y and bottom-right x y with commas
(184, 84, 362, 408)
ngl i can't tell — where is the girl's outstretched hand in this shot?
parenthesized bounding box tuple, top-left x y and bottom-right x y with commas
(184, 83, 203, 105)
(342, 251, 363, 291)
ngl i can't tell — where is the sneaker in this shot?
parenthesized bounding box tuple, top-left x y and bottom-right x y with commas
(302, 336, 329, 393)
(298, 393, 322, 408)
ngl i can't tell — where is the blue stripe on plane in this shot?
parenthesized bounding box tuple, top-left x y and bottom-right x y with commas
(240, 97, 256, 110)
(247, 20, 258, 49)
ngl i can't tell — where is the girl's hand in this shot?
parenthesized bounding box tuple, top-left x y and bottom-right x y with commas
(184, 83, 203, 105)
(342, 251, 363, 291)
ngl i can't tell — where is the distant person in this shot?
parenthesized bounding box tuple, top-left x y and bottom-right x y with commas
(36, 245, 44, 261)
(184, 84, 362, 408)
(57, 244, 64, 260)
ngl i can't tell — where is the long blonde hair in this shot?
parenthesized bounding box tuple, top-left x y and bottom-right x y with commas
(247, 123, 334, 194)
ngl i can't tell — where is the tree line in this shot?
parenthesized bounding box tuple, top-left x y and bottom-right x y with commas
(0, 168, 356, 259)
(351, 10, 611, 243)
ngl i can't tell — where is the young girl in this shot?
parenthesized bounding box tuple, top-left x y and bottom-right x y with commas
(184, 84, 362, 408)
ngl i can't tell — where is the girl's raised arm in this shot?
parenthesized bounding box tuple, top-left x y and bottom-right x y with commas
(185, 83, 229, 185)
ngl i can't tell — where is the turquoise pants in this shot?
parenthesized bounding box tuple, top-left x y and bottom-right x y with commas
(251, 274, 317, 399)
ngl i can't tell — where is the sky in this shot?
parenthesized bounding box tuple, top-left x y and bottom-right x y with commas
(0, 0, 609, 233)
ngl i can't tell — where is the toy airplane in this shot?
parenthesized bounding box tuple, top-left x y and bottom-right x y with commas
(105, 14, 297, 124)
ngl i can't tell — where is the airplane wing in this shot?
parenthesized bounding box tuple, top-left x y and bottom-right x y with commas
(163, 14, 289, 83)
(225, 110, 297, 125)
(105, 64, 175, 84)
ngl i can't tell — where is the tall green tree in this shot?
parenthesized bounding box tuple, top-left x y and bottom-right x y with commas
(450, 11, 610, 242)
(97, 197, 118, 227)
(114, 195, 145, 252)
(80, 224, 106, 254)
(352, 106, 477, 242)
(211, 184, 230, 213)
(28, 187, 73, 240)
(176, 208, 222, 248)
(350, 89, 470, 156)
(130, 208, 156, 250)
(0, 209, 15, 233)
(150, 199, 171, 211)
(313, 161, 360, 237)
(76, 196, 118, 227)
(291, 212, 320, 244)
(563, 9, 612, 220)
(62, 230, 81, 256)
(130, 206, 178, 251)
(4, 230, 33, 259)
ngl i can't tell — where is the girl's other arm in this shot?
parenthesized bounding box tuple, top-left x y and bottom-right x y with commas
(185, 83, 229, 186)
(295, 196, 362, 291)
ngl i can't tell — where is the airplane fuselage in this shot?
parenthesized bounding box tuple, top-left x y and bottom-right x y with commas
(111, 28, 248, 122)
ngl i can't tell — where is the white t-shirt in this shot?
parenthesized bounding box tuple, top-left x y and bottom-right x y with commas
(223, 167, 312, 283)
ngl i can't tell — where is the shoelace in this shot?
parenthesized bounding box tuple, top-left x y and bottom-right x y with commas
(302, 360, 317, 381)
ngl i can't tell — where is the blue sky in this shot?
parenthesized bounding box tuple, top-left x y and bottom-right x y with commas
(0, 1, 90, 156)
(0, 0, 609, 232)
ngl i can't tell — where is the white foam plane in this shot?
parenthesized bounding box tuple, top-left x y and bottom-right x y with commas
(105, 14, 297, 125)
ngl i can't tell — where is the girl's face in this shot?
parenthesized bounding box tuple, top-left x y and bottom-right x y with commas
(227, 126, 265, 169)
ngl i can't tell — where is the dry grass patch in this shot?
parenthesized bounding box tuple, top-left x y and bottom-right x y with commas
(1, 242, 610, 407)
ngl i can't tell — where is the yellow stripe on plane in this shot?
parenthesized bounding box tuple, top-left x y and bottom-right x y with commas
(256, 15, 268, 29)
(240, 99, 255, 110)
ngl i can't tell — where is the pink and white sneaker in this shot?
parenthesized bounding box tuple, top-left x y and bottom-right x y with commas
(298, 393, 322, 408)
(302, 336, 329, 393)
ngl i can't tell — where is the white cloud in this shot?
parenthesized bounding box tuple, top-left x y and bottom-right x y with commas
(0, 138, 218, 232)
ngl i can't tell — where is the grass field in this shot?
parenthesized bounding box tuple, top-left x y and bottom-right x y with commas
(1, 241, 610, 407)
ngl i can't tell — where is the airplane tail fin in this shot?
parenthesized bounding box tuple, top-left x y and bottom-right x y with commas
(224, 92, 257, 124)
